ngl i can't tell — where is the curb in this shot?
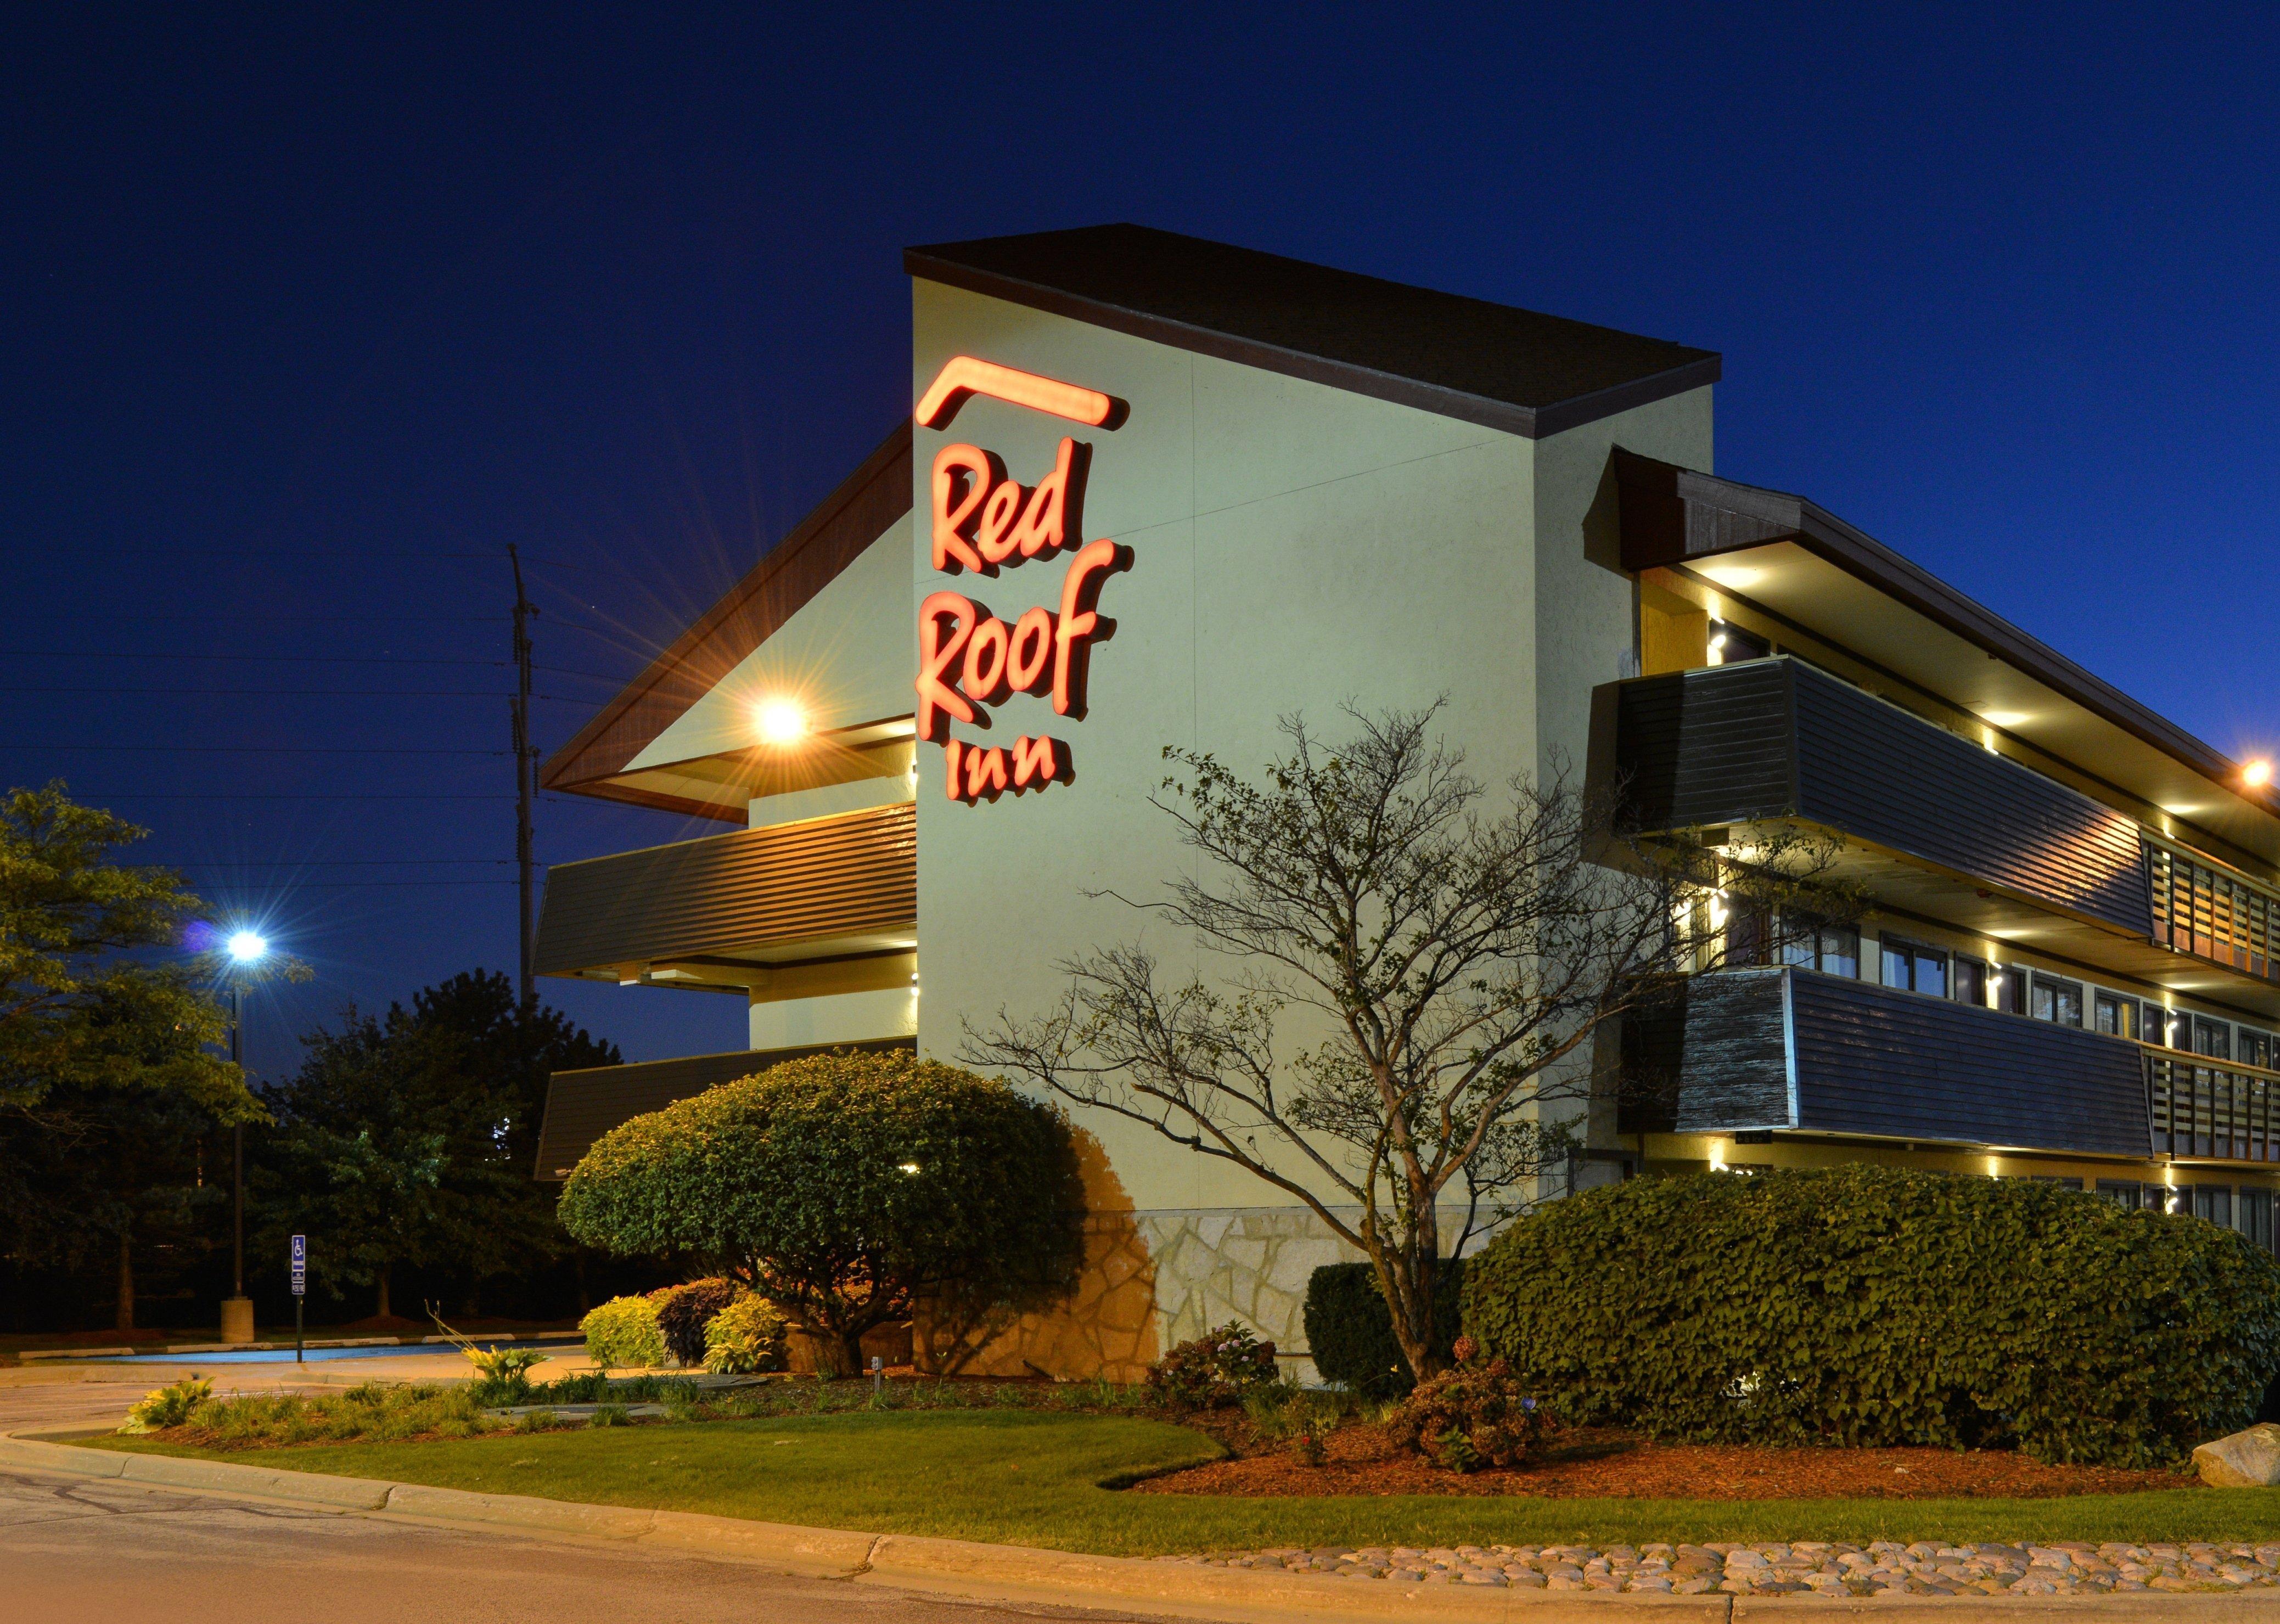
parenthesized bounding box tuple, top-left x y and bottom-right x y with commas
(3, 1434, 2273, 1622)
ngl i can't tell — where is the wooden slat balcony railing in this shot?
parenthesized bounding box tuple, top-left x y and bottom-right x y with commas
(2147, 1050, 2280, 1163)
(2147, 841, 2280, 986)
(533, 801, 916, 979)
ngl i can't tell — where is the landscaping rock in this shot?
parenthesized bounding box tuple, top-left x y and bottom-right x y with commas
(2194, 1423, 2280, 1487)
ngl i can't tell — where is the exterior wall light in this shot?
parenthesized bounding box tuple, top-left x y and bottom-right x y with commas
(2245, 759, 2273, 789)
(754, 698, 808, 747)
(227, 931, 268, 964)
(900, 1162, 922, 1175)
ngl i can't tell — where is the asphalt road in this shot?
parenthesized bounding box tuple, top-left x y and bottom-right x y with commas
(0, 1362, 1178, 1624)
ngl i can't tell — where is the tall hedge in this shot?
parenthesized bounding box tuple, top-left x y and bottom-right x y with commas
(1304, 1260, 1464, 1396)
(1463, 1165, 2280, 1466)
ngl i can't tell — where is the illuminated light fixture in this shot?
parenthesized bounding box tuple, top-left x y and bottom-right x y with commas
(226, 931, 268, 964)
(2245, 759, 2273, 789)
(914, 356, 1125, 431)
(1977, 710, 2028, 729)
(1707, 633, 1727, 667)
(754, 697, 808, 748)
(2159, 803, 2202, 817)
(899, 1162, 922, 1175)
(1698, 564, 1764, 590)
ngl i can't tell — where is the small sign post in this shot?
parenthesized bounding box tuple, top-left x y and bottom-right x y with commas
(290, 1235, 306, 1364)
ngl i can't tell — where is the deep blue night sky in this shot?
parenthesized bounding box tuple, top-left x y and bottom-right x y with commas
(5, 5, 2276, 1081)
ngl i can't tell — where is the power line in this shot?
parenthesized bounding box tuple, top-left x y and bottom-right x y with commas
(43, 793, 520, 800)
(175, 858, 521, 868)
(0, 685, 586, 699)
(0, 649, 509, 667)
(0, 744, 509, 756)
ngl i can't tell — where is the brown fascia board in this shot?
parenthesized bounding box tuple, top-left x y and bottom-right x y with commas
(1613, 448, 2279, 814)
(541, 422, 914, 809)
(905, 229, 1720, 441)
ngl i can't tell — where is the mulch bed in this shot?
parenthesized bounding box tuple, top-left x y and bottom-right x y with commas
(1134, 1419, 2194, 1500)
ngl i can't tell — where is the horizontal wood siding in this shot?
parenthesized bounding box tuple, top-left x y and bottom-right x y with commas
(1613, 662, 1794, 831)
(534, 1037, 917, 1178)
(532, 802, 916, 975)
(1789, 973, 2150, 1156)
(1620, 968, 1792, 1134)
(1788, 662, 2150, 932)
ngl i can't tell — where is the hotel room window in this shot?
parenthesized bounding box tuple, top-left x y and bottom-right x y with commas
(2093, 1179, 2144, 1209)
(2030, 974, 2083, 1026)
(1953, 955, 1990, 1008)
(2193, 1016, 2231, 1060)
(2242, 1189, 2276, 1255)
(2240, 1028, 2273, 1070)
(1996, 965, 2029, 1014)
(2193, 1185, 2233, 1228)
(1880, 936, 1947, 996)
(1706, 621, 1770, 665)
(2093, 991, 2137, 1038)
(1781, 920, 1858, 978)
(2144, 1002, 2181, 1047)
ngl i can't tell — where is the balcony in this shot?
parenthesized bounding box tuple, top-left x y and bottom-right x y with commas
(1621, 967, 2152, 1159)
(534, 1036, 916, 1179)
(533, 801, 916, 992)
(1598, 659, 2280, 1016)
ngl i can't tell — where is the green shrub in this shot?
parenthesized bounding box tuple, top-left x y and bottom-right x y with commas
(143, 1382, 499, 1447)
(703, 1293, 789, 1374)
(580, 1294, 665, 1369)
(120, 1375, 213, 1434)
(558, 1049, 1081, 1375)
(1146, 1323, 1279, 1409)
(589, 1401, 631, 1427)
(652, 1277, 740, 1367)
(1463, 1165, 2280, 1466)
(1390, 1359, 1554, 1472)
(1302, 1260, 1465, 1397)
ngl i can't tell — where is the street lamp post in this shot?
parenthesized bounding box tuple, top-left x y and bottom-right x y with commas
(220, 931, 266, 1345)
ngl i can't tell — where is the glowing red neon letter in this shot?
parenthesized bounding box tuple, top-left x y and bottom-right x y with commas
(961, 614, 1011, 704)
(964, 744, 1010, 801)
(1053, 538, 1128, 717)
(1009, 437, 1079, 559)
(930, 445, 993, 574)
(916, 357, 1122, 431)
(1006, 605, 1053, 693)
(916, 592, 976, 741)
(1012, 734, 1070, 789)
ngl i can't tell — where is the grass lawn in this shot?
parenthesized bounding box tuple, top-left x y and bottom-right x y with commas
(84, 1410, 2280, 1555)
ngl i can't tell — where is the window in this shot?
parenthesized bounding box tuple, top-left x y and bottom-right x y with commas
(1706, 620, 1770, 665)
(1782, 920, 1859, 979)
(2030, 974, 2084, 1027)
(2146, 1002, 2182, 1048)
(2243, 1029, 2276, 1071)
(2243, 1189, 2276, 1255)
(2093, 991, 2136, 1038)
(2193, 1016, 2232, 1061)
(2193, 1185, 2233, 1228)
(1882, 936, 1948, 996)
(2028, 1175, 2084, 1192)
(2094, 1179, 2144, 1209)
(1996, 965, 2029, 1014)
(1953, 955, 1990, 1008)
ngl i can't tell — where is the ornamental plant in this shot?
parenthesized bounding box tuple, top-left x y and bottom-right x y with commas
(558, 1050, 1081, 1375)
(1390, 1358, 1554, 1472)
(119, 1374, 213, 1434)
(1463, 1164, 2280, 1467)
(1145, 1322, 1280, 1409)
(579, 1294, 664, 1370)
(652, 1277, 740, 1367)
(703, 1293, 790, 1374)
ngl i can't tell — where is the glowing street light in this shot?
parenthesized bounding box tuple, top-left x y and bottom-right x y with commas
(221, 928, 269, 1344)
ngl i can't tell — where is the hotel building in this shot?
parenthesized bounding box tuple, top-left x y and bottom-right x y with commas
(531, 224, 2280, 1377)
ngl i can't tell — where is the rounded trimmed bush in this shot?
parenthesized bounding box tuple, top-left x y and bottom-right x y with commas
(1302, 1260, 1464, 1397)
(558, 1049, 1080, 1374)
(579, 1294, 664, 1370)
(652, 1278, 740, 1367)
(703, 1293, 789, 1374)
(1463, 1164, 2280, 1466)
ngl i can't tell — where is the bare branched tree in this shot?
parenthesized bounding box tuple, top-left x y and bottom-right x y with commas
(962, 704, 1847, 1383)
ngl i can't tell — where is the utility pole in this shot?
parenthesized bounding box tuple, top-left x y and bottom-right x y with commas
(509, 546, 539, 1011)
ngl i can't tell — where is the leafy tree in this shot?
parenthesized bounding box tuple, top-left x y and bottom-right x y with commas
(254, 973, 616, 1318)
(0, 783, 263, 1329)
(963, 706, 1845, 1383)
(557, 1050, 1081, 1374)
(0, 782, 245, 1112)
